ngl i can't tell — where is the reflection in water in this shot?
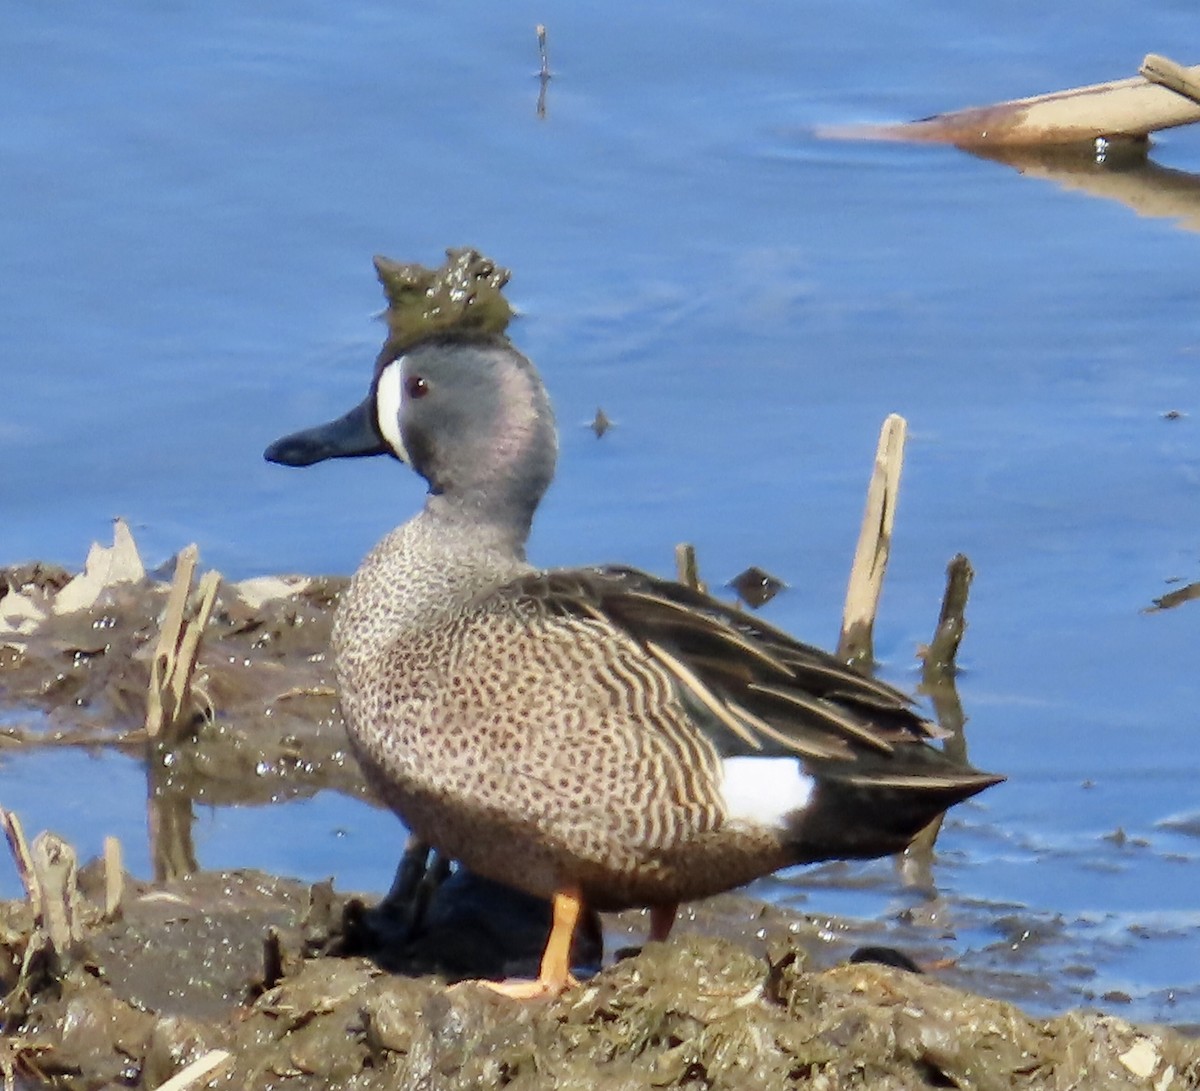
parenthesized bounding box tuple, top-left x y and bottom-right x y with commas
(903, 554, 976, 893)
(828, 112, 1200, 233)
(147, 742, 198, 882)
(971, 141, 1200, 234)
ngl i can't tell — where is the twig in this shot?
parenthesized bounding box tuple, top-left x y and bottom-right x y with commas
(838, 415, 907, 667)
(146, 548, 196, 738)
(536, 24, 551, 81)
(0, 808, 39, 905)
(536, 24, 551, 120)
(268, 684, 337, 706)
(146, 548, 221, 741)
(906, 555, 976, 867)
(103, 835, 124, 920)
(920, 554, 974, 684)
(152, 1049, 232, 1091)
(29, 833, 79, 953)
(176, 572, 220, 703)
(674, 543, 707, 593)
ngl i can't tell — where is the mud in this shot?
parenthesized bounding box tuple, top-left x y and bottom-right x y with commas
(0, 549, 360, 812)
(2, 858, 1198, 1090)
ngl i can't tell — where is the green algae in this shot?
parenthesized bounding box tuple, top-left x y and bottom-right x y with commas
(374, 248, 514, 355)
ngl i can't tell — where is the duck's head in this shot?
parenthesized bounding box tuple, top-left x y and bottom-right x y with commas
(265, 336, 558, 532)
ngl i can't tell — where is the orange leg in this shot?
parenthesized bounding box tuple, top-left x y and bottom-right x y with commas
(475, 885, 583, 1000)
(649, 901, 678, 943)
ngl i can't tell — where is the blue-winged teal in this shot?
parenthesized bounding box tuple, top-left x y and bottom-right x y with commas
(266, 335, 1003, 998)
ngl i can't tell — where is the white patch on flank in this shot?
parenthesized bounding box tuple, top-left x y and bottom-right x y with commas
(375, 360, 410, 462)
(720, 756, 815, 829)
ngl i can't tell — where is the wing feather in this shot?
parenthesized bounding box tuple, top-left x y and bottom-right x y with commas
(500, 565, 965, 779)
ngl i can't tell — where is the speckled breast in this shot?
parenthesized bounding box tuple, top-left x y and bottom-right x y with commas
(331, 583, 795, 909)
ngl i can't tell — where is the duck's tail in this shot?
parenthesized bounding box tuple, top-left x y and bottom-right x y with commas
(785, 757, 1004, 863)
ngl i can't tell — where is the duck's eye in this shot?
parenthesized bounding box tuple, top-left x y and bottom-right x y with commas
(405, 375, 429, 399)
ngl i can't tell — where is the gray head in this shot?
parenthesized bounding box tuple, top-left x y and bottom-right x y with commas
(265, 336, 558, 537)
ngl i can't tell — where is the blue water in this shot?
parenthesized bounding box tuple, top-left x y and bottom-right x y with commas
(2, 0, 1199, 1024)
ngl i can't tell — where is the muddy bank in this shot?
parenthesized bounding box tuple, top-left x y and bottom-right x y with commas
(0, 536, 362, 819)
(2, 857, 1199, 1091)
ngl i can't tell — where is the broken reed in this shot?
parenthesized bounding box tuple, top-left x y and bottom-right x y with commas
(674, 412, 973, 680)
(145, 545, 220, 742)
(837, 413, 906, 668)
(921, 554, 974, 686)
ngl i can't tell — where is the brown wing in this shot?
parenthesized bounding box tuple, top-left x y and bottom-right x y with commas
(502, 565, 999, 793)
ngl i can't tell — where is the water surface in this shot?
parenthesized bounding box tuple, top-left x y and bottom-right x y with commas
(2, 0, 1198, 1025)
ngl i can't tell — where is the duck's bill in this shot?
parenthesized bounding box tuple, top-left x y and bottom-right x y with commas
(264, 397, 388, 467)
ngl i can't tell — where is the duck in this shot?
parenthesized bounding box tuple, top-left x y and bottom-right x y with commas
(265, 332, 1003, 999)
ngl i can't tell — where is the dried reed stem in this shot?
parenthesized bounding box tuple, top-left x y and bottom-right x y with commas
(674, 543, 706, 593)
(921, 554, 974, 684)
(0, 807, 39, 904)
(146, 547, 220, 741)
(838, 414, 907, 667)
(103, 835, 124, 920)
(29, 833, 79, 953)
(151, 1049, 232, 1091)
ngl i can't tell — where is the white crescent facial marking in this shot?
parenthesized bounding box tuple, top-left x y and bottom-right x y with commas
(721, 756, 815, 830)
(375, 359, 410, 463)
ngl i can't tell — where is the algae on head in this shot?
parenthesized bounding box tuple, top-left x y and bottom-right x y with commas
(374, 248, 514, 354)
